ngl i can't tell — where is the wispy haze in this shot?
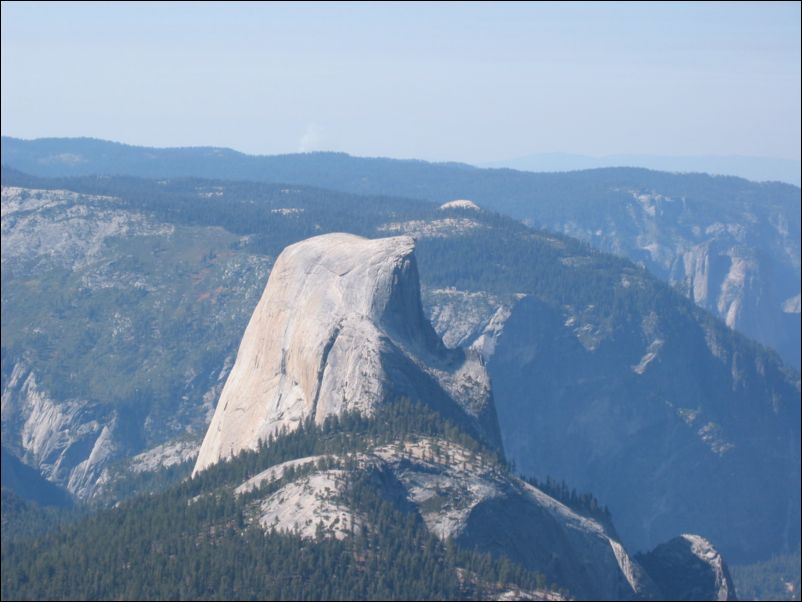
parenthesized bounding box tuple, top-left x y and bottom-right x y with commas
(2, 1, 800, 163)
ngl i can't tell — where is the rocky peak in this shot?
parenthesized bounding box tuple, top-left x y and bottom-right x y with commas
(440, 199, 481, 211)
(194, 233, 499, 474)
(638, 534, 737, 601)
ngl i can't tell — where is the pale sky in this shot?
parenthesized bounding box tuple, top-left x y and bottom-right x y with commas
(2, 1, 800, 162)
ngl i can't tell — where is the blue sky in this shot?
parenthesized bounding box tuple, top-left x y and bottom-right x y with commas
(2, 1, 800, 163)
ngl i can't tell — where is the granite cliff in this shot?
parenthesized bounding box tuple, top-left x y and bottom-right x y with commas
(194, 233, 498, 474)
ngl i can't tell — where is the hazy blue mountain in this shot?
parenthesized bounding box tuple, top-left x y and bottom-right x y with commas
(2, 169, 798, 567)
(481, 152, 802, 187)
(3, 136, 798, 370)
(1, 448, 72, 508)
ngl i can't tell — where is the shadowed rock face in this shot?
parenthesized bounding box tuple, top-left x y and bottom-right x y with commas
(194, 233, 499, 474)
(638, 534, 737, 601)
(490, 295, 801, 563)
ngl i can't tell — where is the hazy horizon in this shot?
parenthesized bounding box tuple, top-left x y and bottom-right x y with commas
(2, 2, 800, 165)
(3, 133, 800, 186)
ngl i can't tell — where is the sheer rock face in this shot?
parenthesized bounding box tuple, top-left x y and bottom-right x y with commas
(638, 534, 737, 601)
(1, 362, 116, 499)
(194, 233, 499, 474)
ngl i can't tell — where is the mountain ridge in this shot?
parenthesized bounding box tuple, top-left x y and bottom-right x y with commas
(3, 136, 798, 370)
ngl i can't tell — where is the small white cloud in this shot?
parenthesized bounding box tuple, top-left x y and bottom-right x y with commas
(298, 123, 322, 152)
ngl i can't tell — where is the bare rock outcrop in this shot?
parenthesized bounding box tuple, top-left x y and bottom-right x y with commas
(233, 438, 656, 601)
(194, 233, 499, 474)
(638, 534, 737, 600)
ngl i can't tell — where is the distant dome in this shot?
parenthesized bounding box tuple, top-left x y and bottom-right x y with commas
(439, 199, 480, 211)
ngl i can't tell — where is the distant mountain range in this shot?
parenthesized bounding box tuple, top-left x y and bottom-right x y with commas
(481, 152, 802, 187)
(3, 136, 799, 370)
